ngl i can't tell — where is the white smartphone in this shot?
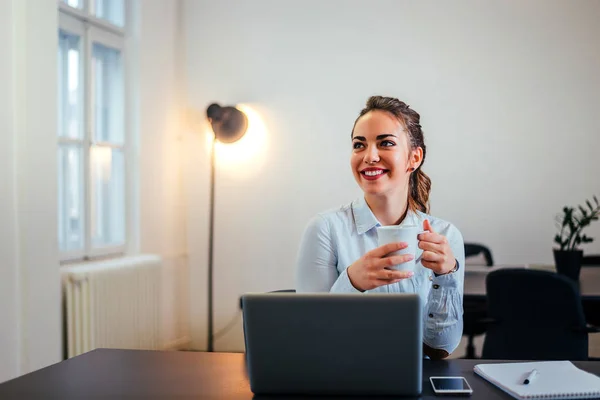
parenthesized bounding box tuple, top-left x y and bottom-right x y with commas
(430, 376, 473, 396)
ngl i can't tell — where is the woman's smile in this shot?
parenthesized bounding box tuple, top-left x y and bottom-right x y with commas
(360, 167, 389, 180)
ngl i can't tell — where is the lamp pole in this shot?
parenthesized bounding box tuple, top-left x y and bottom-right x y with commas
(207, 135, 216, 352)
(204, 103, 248, 353)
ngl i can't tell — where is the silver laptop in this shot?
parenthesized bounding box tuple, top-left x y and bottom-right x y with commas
(241, 293, 423, 396)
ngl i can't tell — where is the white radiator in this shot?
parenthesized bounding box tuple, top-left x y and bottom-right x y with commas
(61, 255, 162, 358)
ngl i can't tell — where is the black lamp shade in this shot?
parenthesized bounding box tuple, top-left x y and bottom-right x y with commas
(206, 103, 248, 143)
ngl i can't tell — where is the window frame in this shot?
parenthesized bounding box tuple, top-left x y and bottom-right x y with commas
(58, 0, 129, 263)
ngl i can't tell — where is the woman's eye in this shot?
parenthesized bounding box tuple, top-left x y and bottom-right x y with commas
(353, 142, 364, 149)
(380, 140, 395, 147)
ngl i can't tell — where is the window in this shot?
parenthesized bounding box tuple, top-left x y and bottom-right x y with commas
(58, 0, 127, 261)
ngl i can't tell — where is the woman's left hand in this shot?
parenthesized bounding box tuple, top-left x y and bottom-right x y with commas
(418, 220, 456, 275)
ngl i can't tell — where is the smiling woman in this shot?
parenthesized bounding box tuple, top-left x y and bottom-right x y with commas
(295, 96, 465, 360)
(350, 98, 430, 215)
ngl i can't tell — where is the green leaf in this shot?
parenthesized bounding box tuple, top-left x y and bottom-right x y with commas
(587, 200, 594, 211)
(565, 207, 573, 221)
(566, 208, 574, 222)
(579, 206, 588, 218)
(582, 235, 593, 243)
(594, 195, 599, 206)
(554, 234, 562, 245)
(580, 218, 591, 227)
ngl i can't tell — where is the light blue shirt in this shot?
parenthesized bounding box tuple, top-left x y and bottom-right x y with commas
(295, 197, 465, 354)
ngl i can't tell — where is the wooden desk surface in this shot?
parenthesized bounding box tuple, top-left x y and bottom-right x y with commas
(464, 265, 600, 300)
(1, 349, 599, 399)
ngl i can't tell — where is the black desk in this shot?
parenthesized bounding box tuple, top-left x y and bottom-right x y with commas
(464, 265, 600, 326)
(464, 265, 600, 300)
(1, 349, 599, 399)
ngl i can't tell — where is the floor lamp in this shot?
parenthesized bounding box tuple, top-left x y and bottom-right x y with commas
(205, 103, 248, 352)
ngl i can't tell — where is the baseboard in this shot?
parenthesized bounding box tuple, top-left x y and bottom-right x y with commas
(162, 336, 191, 351)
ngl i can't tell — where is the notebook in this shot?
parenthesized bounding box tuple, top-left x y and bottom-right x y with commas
(474, 361, 600, 399)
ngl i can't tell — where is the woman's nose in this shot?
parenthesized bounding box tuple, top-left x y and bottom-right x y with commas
(364, 145, 380, 164)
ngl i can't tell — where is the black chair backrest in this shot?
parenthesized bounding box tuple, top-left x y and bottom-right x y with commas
(482, 269, 588, 360)
(464, 243, 494, 266)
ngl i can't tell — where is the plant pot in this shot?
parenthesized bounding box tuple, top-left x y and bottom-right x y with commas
(553, 249, 583, 281)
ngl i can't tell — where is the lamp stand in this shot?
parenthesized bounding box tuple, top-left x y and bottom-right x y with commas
(207, 136, 216, 352)
(204, 102, 248, 352)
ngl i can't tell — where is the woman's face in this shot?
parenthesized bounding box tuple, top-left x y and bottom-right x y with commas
(351, 110, 421, 197)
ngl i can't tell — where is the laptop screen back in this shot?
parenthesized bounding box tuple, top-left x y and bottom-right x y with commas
(242, 293, 422, 396)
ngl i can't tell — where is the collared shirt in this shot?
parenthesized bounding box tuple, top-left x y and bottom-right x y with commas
(295, 197, 465, 354)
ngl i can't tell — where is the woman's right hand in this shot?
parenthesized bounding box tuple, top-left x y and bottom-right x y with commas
(346, 242, 414, 292)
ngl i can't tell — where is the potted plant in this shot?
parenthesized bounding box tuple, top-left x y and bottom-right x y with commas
(553, 195, 599, 280)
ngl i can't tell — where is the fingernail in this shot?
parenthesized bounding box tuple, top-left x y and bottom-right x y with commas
(408, 272, 414, 277)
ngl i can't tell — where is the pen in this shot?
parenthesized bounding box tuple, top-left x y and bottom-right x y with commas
(523, 369, 538, 385)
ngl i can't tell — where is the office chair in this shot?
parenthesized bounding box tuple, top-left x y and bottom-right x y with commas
(482, 269, 599, 361)
(462, 242, 494, 358)
(577, 254, 600, 328)
(464, 243, 494, 266)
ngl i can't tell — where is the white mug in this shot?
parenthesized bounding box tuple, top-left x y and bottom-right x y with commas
(376, 225, 423, 271)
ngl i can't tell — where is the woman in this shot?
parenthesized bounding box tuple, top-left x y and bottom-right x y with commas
(295, 96, 465, 359)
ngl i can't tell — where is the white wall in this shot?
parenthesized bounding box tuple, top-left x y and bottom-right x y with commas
(15, 0, 61, 376)
(137, 0, 189, 349)
(0, 0, 20, 383)
(0, 0, 189, 382)
(184, 0, 600, 351)
(0, 0, 61, 381)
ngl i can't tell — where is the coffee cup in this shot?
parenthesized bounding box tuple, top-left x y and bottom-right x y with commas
(376, 225, 422, 271)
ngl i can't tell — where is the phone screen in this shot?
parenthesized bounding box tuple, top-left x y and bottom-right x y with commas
(431, 377, 471, 391)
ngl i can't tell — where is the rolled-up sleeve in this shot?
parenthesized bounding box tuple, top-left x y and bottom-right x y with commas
(422, 225, 465, 354)
(295, 215, 360, 293)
